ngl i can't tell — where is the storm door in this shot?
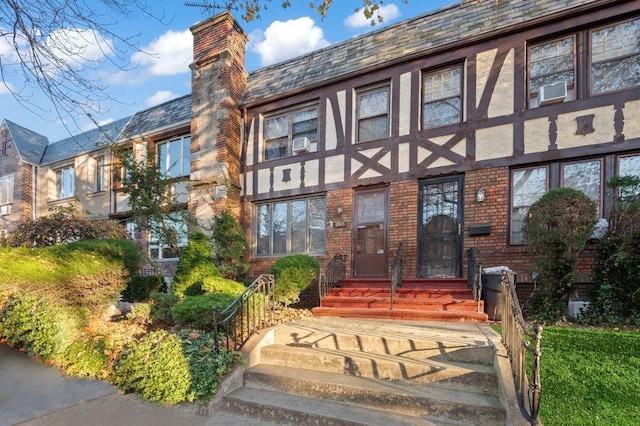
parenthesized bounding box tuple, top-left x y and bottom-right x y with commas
(353, 188, 388, 277)
(418, 176, 463, 278)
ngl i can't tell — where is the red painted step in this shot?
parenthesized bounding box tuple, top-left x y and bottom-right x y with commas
(320, 296, 483, 312)
(312, 306, 488, 323)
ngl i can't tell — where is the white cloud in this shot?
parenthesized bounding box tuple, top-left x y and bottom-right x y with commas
(251, 17, 330, 67)
(146, 90, 178, 107)
(132, 30, 192, 76)
(344, 4, 401, 28)
(46, 28, 113, 65)
(0, 33, 19, 63)
(0, 82, 14, 95)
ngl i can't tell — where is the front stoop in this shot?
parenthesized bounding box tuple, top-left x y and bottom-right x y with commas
(208, 317, 529, 425)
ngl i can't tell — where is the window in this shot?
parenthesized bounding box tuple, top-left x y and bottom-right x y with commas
(511, 167, 548, 244)
(256, 196, 326, 255)
(149, 213, 188, 260)
(422, 65, 462, 129)
(618, 154, 640, 196)
(562, 159, 602, 214)
(356, 85, 389, 143)
(94, 157, 105, 192)
(264, 105, 318, 160)
(158, 136, 191, 178)
(56, 165, 75, 199)
(0, 173, 13, 215)
(528, 36, 575, 107)
(591, 18, 640, 95)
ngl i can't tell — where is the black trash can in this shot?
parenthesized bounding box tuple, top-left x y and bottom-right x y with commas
(481, 267, 512, 321)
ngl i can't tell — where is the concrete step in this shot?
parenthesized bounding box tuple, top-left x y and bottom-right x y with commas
(341, 278, 469, 289)
(238, 364, 506, 425)
(320, 296, 482, 312)
(259, 344, 499, 395)
(327, 288, 475, 299)
(312, 306, 489, 323)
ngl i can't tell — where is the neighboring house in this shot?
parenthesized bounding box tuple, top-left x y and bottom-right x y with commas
(2, 0, 640, 294)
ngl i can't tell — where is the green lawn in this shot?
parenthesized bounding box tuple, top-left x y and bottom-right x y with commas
(539, 326, 640, 426)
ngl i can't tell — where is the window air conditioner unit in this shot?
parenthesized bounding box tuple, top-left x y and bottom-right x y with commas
(539, 81, 567, 106)
(292, 137, 310, 154)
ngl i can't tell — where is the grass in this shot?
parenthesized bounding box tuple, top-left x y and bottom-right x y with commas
(539, 326, 640, 425)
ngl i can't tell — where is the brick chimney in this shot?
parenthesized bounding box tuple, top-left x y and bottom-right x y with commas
(189, 12, 248, 228)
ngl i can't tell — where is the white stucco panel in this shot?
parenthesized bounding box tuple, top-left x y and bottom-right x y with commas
(379, 152, 391, 170)
(398, 143, 410, 173)
(418, 146, 432, 164)
(623, 99, 640, 140)
(476, 124, 513, 161)
(273, 163, 301, 192)
(358, 147, 381, 159)
(325, 155, 345, 184)
(325, 101, 338, 150)
(556, 106, 615, 150)
(524, 117, 551, 154)
(476, 49, 496, 109)
(489, 49, 514, 118)
(351, 158, 363, 176)
(429, 157, 455, 169)
(451, 138, 467, 158)
(246, 117, 255, 166)
(244, 171, 253, 196)
(305, 159, 319, 187)
(399, 72, 412, 136)
(257, 168, 270, 194)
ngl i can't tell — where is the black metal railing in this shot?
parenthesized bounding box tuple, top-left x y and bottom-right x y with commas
(467, 248, 483, 312)
(213, 274, 276, 353)
(318, 254, 347, 304)
(390, 241, 403, 309)
(500, 270, 543, 425)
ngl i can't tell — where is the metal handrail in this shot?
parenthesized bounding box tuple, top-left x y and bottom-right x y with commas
(318, 254, 347, 304)
(390, 241, 403, 310)
(213, 274, 276, 353)
(467, 248, 483, 312)
(500, 270, 543, 425)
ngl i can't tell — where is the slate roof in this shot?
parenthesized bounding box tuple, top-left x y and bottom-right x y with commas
(120, 94, 191, 139)
(3, 120, 49, 165)
(40, 117, 131, 165)
(243, 0, 599, 105)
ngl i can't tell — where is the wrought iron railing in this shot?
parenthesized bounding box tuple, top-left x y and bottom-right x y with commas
(467, 248, 483, 312)
(213, 274, 276, 353)
(390, 241, 403, 309)
(500, 270, 543, 425)
(318, 254, 347, 304)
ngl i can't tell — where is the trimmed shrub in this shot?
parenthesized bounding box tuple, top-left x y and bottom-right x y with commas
(111, 329, 243, 403)
(59, 335, 110, 378)
(171, 293, 237, 330)
(149, 292, 179, 326)
(121, 275, 165, 303)
(126, 303, 153, 326)
(201, 276, 246, 296)
(171, 231, 219, 297)
(269, 254, 320, 307)
(210, 211, 250, 282)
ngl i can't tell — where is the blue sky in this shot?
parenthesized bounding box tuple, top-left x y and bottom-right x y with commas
(0, 0, 454, 142)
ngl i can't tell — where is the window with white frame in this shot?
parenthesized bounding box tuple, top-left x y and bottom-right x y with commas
(264, 105, 318, 160)
(422, 65, 463, 129)
(256, 196, 326, 255)
(591, 17, 640, 95)
(511, 166, 548, 244)
(0, 173, 14, 215)
(56, 165, 75, 199)
(528, 35, 576, 107)
(356, 84, 390, 143)
(158, 135, 191, 178)
(149, 213, 188, 260)
(94, 157, 105, 192)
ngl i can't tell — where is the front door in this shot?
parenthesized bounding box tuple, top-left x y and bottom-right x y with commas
(353, 188, 388, 277)
(418, 176, 463, 278)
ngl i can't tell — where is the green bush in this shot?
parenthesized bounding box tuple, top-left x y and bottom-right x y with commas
(111, 329, 243, 403)
(122, 275, 165, 303)
(149, 292, 179, 326)
(211, 211, 250, 282)
(201, 276, 246, 296)
(269, 254, 320, 307)
(171, 231, 219, 297)
(171, 293, 237, 330)
(126, 303, 153, 326)
(59, 335, 110, 378)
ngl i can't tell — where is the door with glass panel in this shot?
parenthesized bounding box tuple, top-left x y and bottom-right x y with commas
(418, 177, 463, 278)
(353, 188, 388, 277)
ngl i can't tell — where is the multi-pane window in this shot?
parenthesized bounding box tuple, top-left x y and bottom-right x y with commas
(95, 157, 105, 192)
(422, 65, 462, 129)
(528, 36, 575, 107)
(562, 160, 602, 214)
(56, 165, 75, 199)
(158, 136, 191, 178)
(510, 167, 548, 244)
(618, 154, 640, 196)
(0, 173, 14, 215)
(149, 213, 188, 260)
(356, 85, 390, 143)
(591, 17, 640, 95)
(264, 105, 318, 160)
(256, 196, 326, 255)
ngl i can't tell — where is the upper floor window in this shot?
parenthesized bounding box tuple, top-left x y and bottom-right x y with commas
(591, 17, 640, 95)
(0, 173, 14, 215)
(158, 135, 191, 178)
(56, 165, 75, 199)
(528, 36, 575, 108)
(255, 195, 326, 256)
(94, 157, 105, 192)
(422, 65, 463, 129)
(264, 105, 318, 160)
(356, 84, 389, 143)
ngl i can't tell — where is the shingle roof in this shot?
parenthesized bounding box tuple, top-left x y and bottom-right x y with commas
(3, 120, 49, 165)
(120, 94, 191, 138)
(40, 117, 131, 165)
(243, 0, 599, 105)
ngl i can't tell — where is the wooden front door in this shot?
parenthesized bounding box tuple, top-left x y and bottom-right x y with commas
(353, 188, 388, 277)
(418, 176, 463, 278)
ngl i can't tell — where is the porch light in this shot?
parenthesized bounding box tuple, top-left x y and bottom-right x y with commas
(476, 188, 486, 203)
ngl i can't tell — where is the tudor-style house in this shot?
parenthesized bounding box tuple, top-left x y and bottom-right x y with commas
(2, 0, 640, 298)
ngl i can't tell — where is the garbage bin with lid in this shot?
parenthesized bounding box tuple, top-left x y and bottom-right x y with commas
(481, 266, 513, 321)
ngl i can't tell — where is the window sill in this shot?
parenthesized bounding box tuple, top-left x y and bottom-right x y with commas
(47, 196, 75, 206)
(86, 191, 107, 199)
